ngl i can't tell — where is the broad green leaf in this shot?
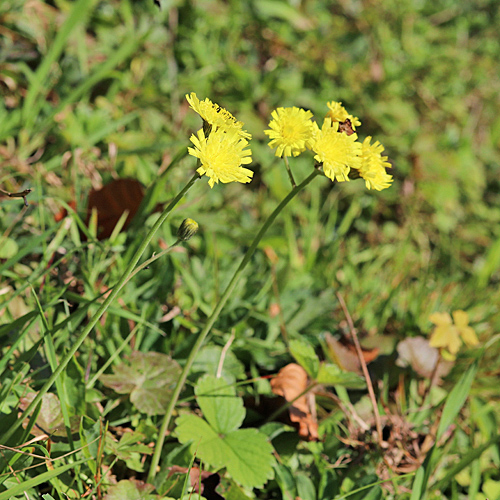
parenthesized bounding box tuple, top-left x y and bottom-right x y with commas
(176, 376, 275, 491)
(222, 429, 275, 489)
(100, 352, 181, 416)
(176, 414, 274, 489)
(289, 339, 320, 378)
(176, 414, 225, 467)
(316, 363, 365, 389)
(196, 374, 245, 434)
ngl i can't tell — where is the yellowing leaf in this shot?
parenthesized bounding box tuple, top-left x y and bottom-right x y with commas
(100, 352, 181, 416)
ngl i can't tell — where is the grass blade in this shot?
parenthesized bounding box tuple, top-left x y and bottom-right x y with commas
(0, 458, 89, 500)
(437, 361, 478, 441)
(22, 0, 95, 129)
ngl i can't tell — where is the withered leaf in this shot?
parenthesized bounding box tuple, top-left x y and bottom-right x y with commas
(270, 363, 318, 441)
(85, 178, 144, 240)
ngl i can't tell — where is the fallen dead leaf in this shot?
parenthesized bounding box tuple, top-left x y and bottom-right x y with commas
(85, 178, 144, 240)
(396, 336, 453, 381)
(270, 363, 318, 441)
(324, 332, 379, 375)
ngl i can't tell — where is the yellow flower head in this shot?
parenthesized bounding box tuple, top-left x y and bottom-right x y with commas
(326, 101, 361, 130)
(429, 310, 478, 360)
(452, 310, 479, 347)
(358, 136, 393, 191)
(311, 118, 362, 182)
(188, 128, 253, 188)
(186, 92, 251, 140)
(264, 106, 315, 158)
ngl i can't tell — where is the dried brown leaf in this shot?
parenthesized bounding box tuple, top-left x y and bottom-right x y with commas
(270, 363, 318, 441)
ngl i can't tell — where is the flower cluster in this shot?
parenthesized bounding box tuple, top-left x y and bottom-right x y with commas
(186, 93, 253, 188)
(429, 310, 479, 360)
(186, 93, 393, 192)
(264, 101, 393, 190)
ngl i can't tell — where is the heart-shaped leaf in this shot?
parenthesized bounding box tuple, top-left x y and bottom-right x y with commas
(175, 375, 274, 489)
(195, 374, 245, 434)
(100, 352, 181, 416)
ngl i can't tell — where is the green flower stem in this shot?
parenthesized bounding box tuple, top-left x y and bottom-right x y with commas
(283, 156, 296, 187)
(147, 168, 321, 483)
(2, 173, 200, 445)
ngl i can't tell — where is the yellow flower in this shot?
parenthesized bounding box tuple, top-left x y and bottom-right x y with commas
(358, 136, 393, 191)
(452, 310, 479, 346)
(188, 128, 253, 188)
(311, 118, 362, 182)
(429, 312, 461, 356)
(264, 107, 315, 158)
(429, 310, 478, 360)
(186, 92, 251, 140)
(326, 101, 361, 130)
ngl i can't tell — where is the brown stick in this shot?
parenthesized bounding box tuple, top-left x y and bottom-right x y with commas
(336, 292, 383, 447)
(0, 188, 33, 207)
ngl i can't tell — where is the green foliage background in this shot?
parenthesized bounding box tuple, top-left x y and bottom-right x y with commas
(1, 0, 500, 498)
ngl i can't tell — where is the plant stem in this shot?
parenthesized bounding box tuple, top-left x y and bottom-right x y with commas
(147, 169, 321, 483)
(283, 156, 296, 187)
(2, 173, 200, 445)
(420, 350, 442, 409)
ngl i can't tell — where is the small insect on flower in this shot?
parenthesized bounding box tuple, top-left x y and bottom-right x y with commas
(311, 118, 362, 182)
(326, 101, 361, 131)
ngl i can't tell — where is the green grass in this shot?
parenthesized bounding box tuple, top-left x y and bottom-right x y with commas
(1, 0, 500, 498)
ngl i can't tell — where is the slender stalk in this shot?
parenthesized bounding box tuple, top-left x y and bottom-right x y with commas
(2, 173, 200, 444)
(283, 156, 296, 187)
(420, 350, 442, 409)
(124, 238, 181, 285)
(147, 169, 321, 482)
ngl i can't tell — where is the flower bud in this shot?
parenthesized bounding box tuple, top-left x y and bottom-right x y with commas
(177, 218, 199, 241)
